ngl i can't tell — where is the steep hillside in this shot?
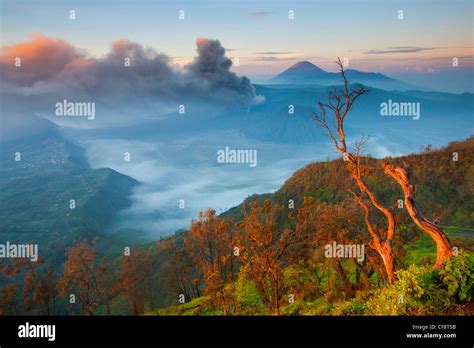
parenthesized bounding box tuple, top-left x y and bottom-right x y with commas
(223, 136, 474, 231)
(0, 118, 139, 266)
(273, 136, 474, 227)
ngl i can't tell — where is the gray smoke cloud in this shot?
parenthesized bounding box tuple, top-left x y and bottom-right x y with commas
(186, 38, 261, 106)
(79, 39, 177, 99)
(0, 35, 264, 126)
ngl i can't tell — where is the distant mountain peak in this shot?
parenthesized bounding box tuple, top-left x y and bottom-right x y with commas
(291, 61, 326, 73)
(272, 61, 327, 82)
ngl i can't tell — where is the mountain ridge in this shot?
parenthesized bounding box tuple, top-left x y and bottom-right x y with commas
(271, 61, 419, 91)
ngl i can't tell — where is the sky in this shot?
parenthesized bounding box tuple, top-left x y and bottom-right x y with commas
(1, 0, 473, 80)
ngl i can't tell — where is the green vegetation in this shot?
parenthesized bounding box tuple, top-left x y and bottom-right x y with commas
(1, 133, 473, 316)
(366, 251, 473, 315)
(146, 137, 474, 316)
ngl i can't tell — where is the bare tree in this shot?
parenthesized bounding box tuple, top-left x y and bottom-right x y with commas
(314, 58, 396, 284)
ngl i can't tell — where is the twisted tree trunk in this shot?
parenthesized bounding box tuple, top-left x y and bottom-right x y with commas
(353, 192, 396, 284)
(376, 240, 396, 284)
(383, 164, 452, 269)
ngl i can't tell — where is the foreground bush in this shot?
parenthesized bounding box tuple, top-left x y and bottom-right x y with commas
(366, 251, 473, 315)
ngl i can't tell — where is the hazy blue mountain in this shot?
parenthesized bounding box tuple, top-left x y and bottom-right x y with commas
(271, 61, 419, 91)
(240, 84, 474, 145)
(60, 82, 474, 148)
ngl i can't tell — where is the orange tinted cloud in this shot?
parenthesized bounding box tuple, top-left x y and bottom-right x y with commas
(0, 33, 86, 85)
(195, 37, 208, 47)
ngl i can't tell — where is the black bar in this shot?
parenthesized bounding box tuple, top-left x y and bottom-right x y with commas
(0, 315, 472, 346)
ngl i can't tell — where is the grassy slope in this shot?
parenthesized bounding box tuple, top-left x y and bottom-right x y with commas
(150, 137, 474, 315)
